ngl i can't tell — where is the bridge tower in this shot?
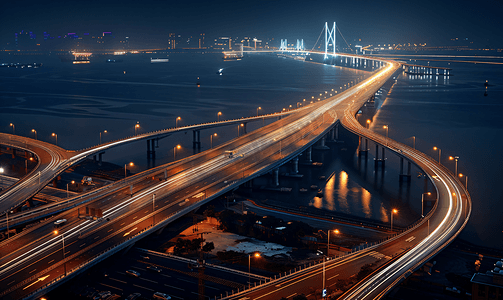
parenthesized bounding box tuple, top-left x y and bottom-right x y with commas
(280, 39, 287, 51)
(296, 39, 304, 52)
(324, 22, 336, 59)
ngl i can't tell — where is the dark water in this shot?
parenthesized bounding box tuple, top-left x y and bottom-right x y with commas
(1, 51, 500, 248)
(369, 53, 503, 249)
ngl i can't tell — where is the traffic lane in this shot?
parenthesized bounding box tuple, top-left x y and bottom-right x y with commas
(133, 252, 258, 288)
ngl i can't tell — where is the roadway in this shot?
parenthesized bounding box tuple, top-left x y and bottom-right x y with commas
(0, 54, 392, 300)
(0, 111, 295, 221)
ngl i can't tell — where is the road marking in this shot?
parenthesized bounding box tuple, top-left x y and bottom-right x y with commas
(328, 274, 339, 281)
(23, 275, 50, 290)
(108, 228, 113, 232)
(8, 280, 15, 285)
(133, 284, 154, 291)
(29, 269, 37, 274)
(80, 243, 86, 247)
(100, 283, 123, 291)
(94, 235, 100, 240)
(120, 222, 125, 226)
(139, 277, 157, 284)
(405, 236, 416, 242)
(145, 210, 149, 213)
(164, 284, 184, 291)
(132, 266, 146, 271)
(133, 216, 137, 219)
(110, 278, 127, 284)
(123, 227, 137, 237)
(47, 259, 54, 264)
(169, 295, 183, 300)
(161, 274, 171, 278)
(287, 293, 297, 298)
(177, 278, 194, 284)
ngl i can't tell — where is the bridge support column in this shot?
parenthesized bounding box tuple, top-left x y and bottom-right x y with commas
(399, 158, 411, 182)
(315, 136, 329, 150)
(243, 123, 247, 134)
(273, 168, 279, 186)
(374, 145, 385, 168)
(292, 157, 299, 174)
(98, 152, 103, 166)
(305, 147, 312, 163)
(193, 130, 201, 150)
(147, 139, 156, 159)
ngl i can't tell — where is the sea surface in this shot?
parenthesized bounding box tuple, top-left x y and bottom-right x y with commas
(0, 50, 501, 249)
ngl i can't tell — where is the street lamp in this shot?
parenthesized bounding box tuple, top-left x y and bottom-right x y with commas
(134, 122, 140, 135)
(54, 230, 66, 276)
(152, 193, 156, 225)
(210, 133, 217, 149)
(459, 173, 468, 189)
(66, 180, 75, 198)
(248, 252, 260, 288)
(366, 119, 371, 129)
(412, 136, 416, 149)
(391, 209, 398, 231)
(383, 125, 389, 146)
(433, 147, 441, 164)
(327, 229, 340, 258)
(256, 107, 261, 117)
(52, 133, 58, 146)
(421, 192, 431, 217)
(449, 156, 459, 176)
(217, 112, 222, 122)
(176, 116, 181, 128)
(99, 130, 107, 144)
(125, 162, 134, 178)
(9, 123, 14, 134)
(173, 144, 181, 160)
(31, 129, 37, 140)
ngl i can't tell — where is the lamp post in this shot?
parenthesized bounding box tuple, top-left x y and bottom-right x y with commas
(66, 180, 75, 198)
(176, 116, 181, 128)
(421, 192, 431, 217)
(412, 136, 416, 149)
(173, 145, 181, 160)
(256, 107, 261, 117)
(210, 133, 217, 149)
(391, 209, 398, 231)
(383, 125, 389, 146)
(9, 123, 14, 134)
(54, 230, 66, 276)
(0, 167, 3, 187)
(31, 129, 37, 140)
(327, 229, 340, 258)
(433, 147, 441, 164)
(134, 122, 140, 135)
(99, 130, 107, 145)
(248, 253, 260, 289)
(459, 173, 468, 189)
(366, 119, 371, 129)
(5, 210, 9, 239)
(125, 162, 134, 179)
(152, 193, 156, 225)
(217, 112, 222, 122)
(52, 133, 58, 146)
(449, 156, 459, 177)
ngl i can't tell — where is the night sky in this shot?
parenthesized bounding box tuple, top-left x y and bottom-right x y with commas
(1, 0, 502, 48)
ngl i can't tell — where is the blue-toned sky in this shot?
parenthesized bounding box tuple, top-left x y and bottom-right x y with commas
(1, 0, 502, 48)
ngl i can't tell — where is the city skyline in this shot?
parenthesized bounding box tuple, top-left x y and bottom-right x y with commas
(1, 0, 502, 50)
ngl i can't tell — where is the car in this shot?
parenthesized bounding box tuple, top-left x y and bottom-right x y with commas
(125, 293, 141, 300)
(147, 265, 161, 273)
(126, 270, 140, 277)
(93, 291, 111, 299)
(153, 292, 171, 300)
(54, 219, 67, 226)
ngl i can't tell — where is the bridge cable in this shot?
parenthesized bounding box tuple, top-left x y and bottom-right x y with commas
(337, 26, 352, 51)
(310, 26, 325, 52)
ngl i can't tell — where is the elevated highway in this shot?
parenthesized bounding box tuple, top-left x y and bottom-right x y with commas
(0, 54, 394, 300)
(0, 111, 294, 217)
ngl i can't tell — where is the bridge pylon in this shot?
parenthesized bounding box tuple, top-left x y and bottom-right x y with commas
(280, 39, 287, 51)
(296, 39, 304, 52)
(324, 22, 336, 59)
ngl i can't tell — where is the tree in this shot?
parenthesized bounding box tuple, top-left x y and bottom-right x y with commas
(202, 242, 215, 253)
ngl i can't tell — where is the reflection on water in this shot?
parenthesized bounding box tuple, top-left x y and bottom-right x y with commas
(361, 188, 372, 219)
